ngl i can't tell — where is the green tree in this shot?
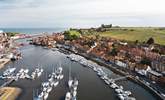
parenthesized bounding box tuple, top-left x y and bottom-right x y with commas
(64, 30, 81, 40)
(147, 37, 154, 45)
(110, 48, 118, 56)
(140, 57, 151, 66)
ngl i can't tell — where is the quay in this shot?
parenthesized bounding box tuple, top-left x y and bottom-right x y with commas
(59, 45, 165, 100)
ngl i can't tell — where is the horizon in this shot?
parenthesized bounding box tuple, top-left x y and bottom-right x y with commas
(0, 0, 165, 28)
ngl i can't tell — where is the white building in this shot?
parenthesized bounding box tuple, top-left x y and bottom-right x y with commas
(135, 66, 151, 76)
(115, 60, 127, 68)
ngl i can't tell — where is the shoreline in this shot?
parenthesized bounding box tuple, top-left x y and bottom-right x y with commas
(57, 45, 164, 100)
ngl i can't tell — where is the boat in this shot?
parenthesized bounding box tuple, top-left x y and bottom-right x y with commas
(43, 92, 49, 100)
(38, 92, 44, 98)
(9, 53, 16, 61)
(65, 92, 71, 100)
(46, 86, 52, 93)
(124, 91, 132, 96)
(53, 81, 59, 87)
(31, 65, 43, 79)
(68, 64, 73, 88)
(117, 94, 125, 100)
(104, 80, 110, 85)
(3, 67, 16, 77)
(72, 90, 77, 97)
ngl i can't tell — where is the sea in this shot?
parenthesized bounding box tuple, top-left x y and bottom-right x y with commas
(0, 28, 67, 34)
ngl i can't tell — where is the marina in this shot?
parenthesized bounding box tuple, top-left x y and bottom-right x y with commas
(0, 45, 158, 100)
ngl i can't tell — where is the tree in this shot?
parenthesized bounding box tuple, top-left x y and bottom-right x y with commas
(64, 30, 81, 40)
(140, 57, 151, 66)
(147, 37, 154, 45)
(110, 48, 118, 56)
(135, 40, 139, 45)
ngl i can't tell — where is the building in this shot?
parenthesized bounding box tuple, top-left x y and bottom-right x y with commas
(151, 55, 165, 72)
(115, 60, 128, 68)
(135, 66, 151, 76)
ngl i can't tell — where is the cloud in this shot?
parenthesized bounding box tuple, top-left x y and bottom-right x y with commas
(0, 0, 165, 28)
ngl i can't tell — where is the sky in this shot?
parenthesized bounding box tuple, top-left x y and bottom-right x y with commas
(0, 0, 165, 28)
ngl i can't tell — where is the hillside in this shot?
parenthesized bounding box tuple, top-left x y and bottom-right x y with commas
(97, 28, 165, 45)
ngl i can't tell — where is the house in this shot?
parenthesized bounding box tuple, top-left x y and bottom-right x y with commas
(151, 55, 165, 72)
(135, 65, 151, 76)
(115, 60, 128, 68)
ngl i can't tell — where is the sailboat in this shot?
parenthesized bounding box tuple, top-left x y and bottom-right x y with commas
(68, 64, 73, 88)
(65, 92, 72, 100)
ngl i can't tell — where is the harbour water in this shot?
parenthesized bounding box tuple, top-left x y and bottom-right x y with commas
(0, 45, 157, 100)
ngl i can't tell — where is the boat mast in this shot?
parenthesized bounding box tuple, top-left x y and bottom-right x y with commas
(69, 63, 71, 80)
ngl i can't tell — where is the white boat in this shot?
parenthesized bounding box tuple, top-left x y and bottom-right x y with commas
(38, 92, 44, 98)
(3, 67, 16, 76)
(117, 94, 125, 100)
(124, 91, 132, 96)
(24, 69, 29, 73)
(31, 66, 43, 79)
(68, 80, 73, 88)
(9, 53, 16, 61)
(110, 83, 118, 89)
(73, 86, 77, 91)
(46, 86, 52, 93)
(31, 72, 36, 79)
(104, 80, 110, 85)
(73, 79, 78, 86)
(72, 90, 77, 97)
(59, 74, 64, 80)
(65, 92, 71, 100)
(43, 92, 49, 100)
(53, 81, 59, 87)
(37, 71, 42, 77)
(115, 89, 123, 94)
(68, 64, 73, 88)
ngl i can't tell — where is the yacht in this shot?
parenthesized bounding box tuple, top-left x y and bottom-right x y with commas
(43, 92, 49, 100)
(53, 81, 59, 87)
(68, 64, 73, 88)
(46, 86, 52, 93)
(9, 53, 16, 61)
(65, 92, 71, 100)
(3, 67, 16, 77)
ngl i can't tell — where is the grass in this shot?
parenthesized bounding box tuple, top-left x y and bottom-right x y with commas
(98, 28, 165, 45)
